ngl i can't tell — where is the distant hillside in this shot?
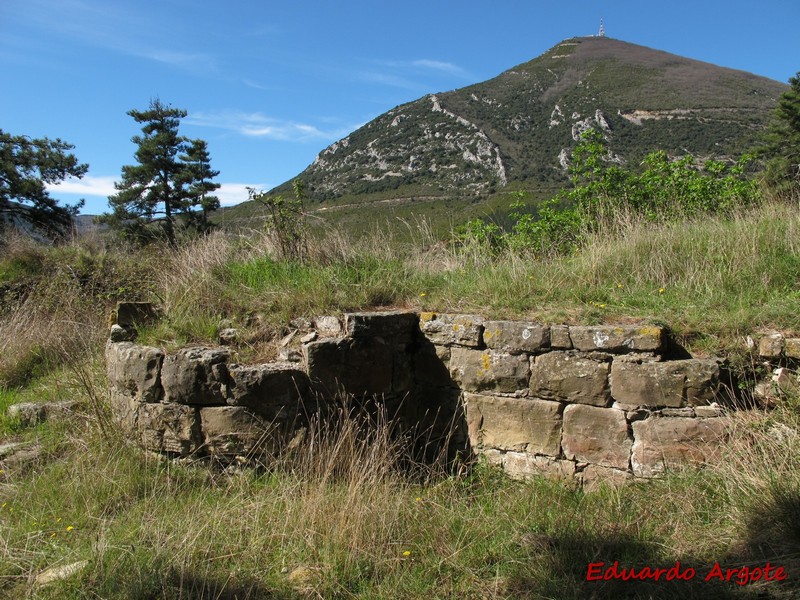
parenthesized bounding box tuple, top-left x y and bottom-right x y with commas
(224, 36, 787, 226)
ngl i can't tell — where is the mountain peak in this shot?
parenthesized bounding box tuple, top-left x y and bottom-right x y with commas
(288, 38, 787, 204)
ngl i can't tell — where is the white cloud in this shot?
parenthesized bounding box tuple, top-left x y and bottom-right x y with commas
(187, 110, 353, 142)
(46, 175, 117, 197)
(412, 59, 469, 77)
(216, 183, 269, 207)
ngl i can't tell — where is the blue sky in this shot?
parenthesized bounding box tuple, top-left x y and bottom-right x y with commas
(2, 0, 799, 215)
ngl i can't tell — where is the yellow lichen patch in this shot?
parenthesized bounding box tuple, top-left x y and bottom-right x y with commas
(480, 352, 492, 373)
(637, 326, 663, 338)
(419, 312, 437, 323)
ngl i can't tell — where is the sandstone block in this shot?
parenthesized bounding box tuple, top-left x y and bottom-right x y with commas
(758, 333, 784, 358)
(610, 358, 684, 408)
(450, 348, 529, 393)
(200, 406, 276, 457)
(226, 363, 310, 421)
(502, 452, 576, 480)
(631, 416, 728, 478)
(105, 341, 164, 403)
(134, 402, 202, 456)
(579, 465, 632, 491)
(305, 338, 394, 396)
(161, 347, 230, 405)
(550, 325, 572, 349)
(530, 352, 611, 406)
(784, 338, 800, 360)
(610, 357, 721, 408)
(562, 404, 631, 470)
(419, 313, 484, 347)
(569, 325, 664, 353)
(464, 393, 562, 455)
(314, 315, 343, 337)
(483, 321, 550, 354)
(345, 311, 419, 343)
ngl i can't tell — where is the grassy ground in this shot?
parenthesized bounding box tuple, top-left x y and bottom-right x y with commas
(0, 198, 799, 598)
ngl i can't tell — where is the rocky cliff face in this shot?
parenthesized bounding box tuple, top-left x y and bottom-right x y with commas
(289, 37, 786, 202)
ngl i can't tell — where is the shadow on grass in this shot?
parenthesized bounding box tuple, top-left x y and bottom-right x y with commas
(505, 527, 796, 600)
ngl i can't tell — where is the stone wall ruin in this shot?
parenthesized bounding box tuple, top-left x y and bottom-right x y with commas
(106, 308, 737, 488)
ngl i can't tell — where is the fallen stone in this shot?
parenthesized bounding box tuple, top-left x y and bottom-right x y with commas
(6, 400, 80, 428)
(502, 452, 576, 480)
(758, 333, 784, 358)
(313, 315, 343, 337)
(579, 464, 632, 491)
(218, 328, 238, 345)
(784, 338, 800, 360)
(483, 321, 550, 354)
(35, 560, 89, 587)
(530, 352, 611, 406)
(562, 404, 631, 470)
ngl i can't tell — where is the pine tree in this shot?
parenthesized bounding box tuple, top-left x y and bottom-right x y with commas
(180, 139, 220, 232)
(107, 99, 218, 246)
(0, 129, 87, 240)
(763, 72, 800, 199)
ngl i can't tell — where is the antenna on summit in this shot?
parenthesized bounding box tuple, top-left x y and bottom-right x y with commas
(598, 18, 606, 37)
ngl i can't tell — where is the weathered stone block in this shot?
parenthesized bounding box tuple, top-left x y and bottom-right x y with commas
(161, 347, 230, 405)
(305, 338, 394, 396)
(502, 452, 576, 480)
(631, 416, 728, 478)
(610, 357, 721, 409)
(569, 325, 664, 354)
(785, 338, 800, 360)
(419, 313, 484, 347)
(345, 311, 419, 343)
(610, 358, 684, 408)
(450, 348, 529, 393)
(683, 359, 721, 405)
(759, 333, 784, 358)
(550, 325, 572, 349)
(464, 393, 562, 455)
(562, 405, 631, 470)
(105, 341, 164, 403)
(134, 402, 202, 456)
(579, 464, 632, 491)
(226, 363, 310, 421)
(199, 406, 276, 457)
(530, 352, 611, 406)
(483, 321, 550, 354)
(314, 315, 343, 337)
